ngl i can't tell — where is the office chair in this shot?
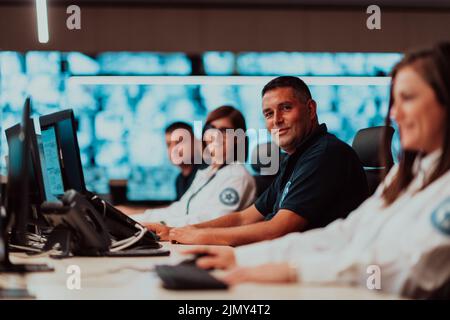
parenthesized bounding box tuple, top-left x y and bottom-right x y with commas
(351, 126, 395, 196)
(250, 142, 286, 197)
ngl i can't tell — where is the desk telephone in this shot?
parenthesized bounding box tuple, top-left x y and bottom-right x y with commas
(41, 189, 169, 257)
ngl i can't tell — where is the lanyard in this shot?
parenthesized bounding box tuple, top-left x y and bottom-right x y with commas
(185, 166, 220, 215)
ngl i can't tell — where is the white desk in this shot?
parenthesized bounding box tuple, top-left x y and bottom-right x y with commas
(1, 243, 401, 300)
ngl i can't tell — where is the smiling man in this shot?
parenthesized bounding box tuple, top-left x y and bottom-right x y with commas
(149, 76, 369, 246)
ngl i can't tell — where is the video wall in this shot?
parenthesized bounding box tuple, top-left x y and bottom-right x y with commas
(0, 51, 402, 200)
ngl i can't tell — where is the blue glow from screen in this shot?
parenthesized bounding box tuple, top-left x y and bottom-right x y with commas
(40, 127, 65, 198)
(0, 51, 402, 200)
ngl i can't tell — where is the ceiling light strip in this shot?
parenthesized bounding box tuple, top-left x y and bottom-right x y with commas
(68, 76, 391, 86)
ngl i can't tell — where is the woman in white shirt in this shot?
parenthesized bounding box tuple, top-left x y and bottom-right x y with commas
(134, 105, 256, 237)
(185, 42, 450, 298)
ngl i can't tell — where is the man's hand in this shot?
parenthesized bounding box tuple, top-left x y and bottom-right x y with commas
(143, 223, 172, 241)
(180, 246, 236, 270)
(221, 263, 298, 285)
(169, 226, 205, 244)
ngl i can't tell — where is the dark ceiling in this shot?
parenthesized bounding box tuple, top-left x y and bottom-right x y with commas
(2, 0, 450, 8)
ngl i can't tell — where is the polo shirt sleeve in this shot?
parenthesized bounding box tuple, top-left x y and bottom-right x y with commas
(278, 143, 344, 227)
(254, 175, 280, 216)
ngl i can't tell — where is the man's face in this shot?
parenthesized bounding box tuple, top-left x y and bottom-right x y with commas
(262, 87, 316, 154)
(165, 128, 194, 166)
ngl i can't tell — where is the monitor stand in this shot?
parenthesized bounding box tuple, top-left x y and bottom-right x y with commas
(1, 217, 54, 273)
(0, 262, 54, 273)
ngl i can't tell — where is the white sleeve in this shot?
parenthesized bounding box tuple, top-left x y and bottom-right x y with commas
(235, 199, 373, 266)
(293, 176, 450, 296)
(133, 201, 185, 224)
(163, 175, 256, 227)
(295, 217, 450, 298)
(294, 236, 450, 298)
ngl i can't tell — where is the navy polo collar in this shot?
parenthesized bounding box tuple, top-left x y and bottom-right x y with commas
(287, 123, 328, 160)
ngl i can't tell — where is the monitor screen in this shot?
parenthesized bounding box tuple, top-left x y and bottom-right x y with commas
(40, 127, 65, 200)
(39, 110, 86, 194)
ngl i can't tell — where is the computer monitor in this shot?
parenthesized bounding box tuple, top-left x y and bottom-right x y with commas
(5, 120, 47, 211)
(39, 109, 86, 195)
(38, 108, 162, 251)
(5, 123, 52, 234)
(4, 103, 32, 246)
(1, 97, 53, 272)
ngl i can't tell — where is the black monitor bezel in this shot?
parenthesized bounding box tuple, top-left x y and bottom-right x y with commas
(4, 99, 32, 245)
(5, 119, 46, 209)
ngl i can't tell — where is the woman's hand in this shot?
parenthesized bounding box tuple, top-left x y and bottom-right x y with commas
(169, 226, 206, 244)
(144, 223, 172, 241)
(221, 263, 298, 285)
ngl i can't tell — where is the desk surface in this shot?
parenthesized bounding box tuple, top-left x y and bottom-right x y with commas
(1, 243, 401, 300)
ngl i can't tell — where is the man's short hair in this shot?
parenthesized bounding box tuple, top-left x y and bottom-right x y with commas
(262, 76, 312, 103)
(165, 121, 193, 135)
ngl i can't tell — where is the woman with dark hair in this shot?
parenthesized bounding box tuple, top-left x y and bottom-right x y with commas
(133, 106, 256, 236)
(183, 43, 450, 298)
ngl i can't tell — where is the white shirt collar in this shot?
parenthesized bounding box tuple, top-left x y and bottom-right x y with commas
(413, 149, 442, 173)
(412, 148, 442, 187)
(198, 164, 221, 178)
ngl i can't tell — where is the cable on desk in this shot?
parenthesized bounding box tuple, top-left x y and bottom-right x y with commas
(9, 244, 42, 253)
(77, 265, 155, 279)
(110, 232, 141, 247)
(89, 195, 147, 252)
(9, 245, 62, 258)
(109, 224, 146, 252)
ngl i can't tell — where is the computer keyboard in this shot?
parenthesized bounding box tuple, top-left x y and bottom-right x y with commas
(155, 264, 228, 290)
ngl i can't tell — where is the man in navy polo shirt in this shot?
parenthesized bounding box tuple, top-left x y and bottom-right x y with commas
(148, 76, 368, 246)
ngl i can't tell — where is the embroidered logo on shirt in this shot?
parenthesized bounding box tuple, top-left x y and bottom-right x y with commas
(279, 181, 291, 208)
(431, 197, 450, 236)
(219, 188, 239, 206)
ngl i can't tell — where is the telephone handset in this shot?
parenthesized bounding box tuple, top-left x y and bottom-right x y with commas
(84, 191, 161, 248)
(43, 189, 111, 256)
(42, 189, 165, 257)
